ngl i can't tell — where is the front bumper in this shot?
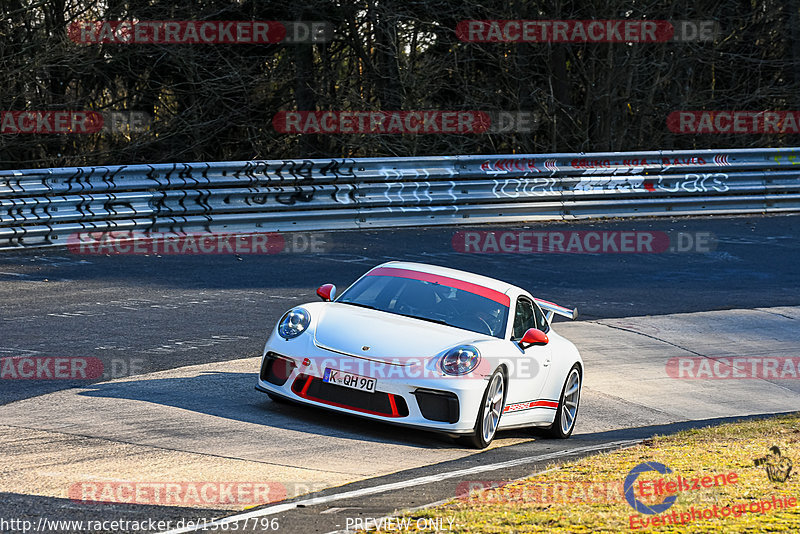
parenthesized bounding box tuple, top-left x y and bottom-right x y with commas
(255, 348, 490, 434)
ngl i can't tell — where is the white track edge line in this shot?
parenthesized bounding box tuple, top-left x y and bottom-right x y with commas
(322, 440, 643, 534)
(159, 439, 639, 534)
(321, 466, 563, 534)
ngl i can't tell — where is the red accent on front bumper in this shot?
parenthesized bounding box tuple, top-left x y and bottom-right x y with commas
(290, 374, 407, 418)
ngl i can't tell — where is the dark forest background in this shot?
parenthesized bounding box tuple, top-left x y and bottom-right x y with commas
(1, 0, 799, 169)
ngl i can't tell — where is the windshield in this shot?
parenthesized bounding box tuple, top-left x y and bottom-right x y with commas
(337, 272, 509, 338)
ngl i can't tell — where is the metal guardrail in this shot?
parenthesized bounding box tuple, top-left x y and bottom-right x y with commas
(1, 148, 799, 249)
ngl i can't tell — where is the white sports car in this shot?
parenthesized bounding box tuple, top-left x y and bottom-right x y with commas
(256, 261, 583, 448)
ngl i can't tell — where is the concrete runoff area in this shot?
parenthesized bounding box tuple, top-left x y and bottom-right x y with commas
(1, 306, 798, 512)
(2, 215, 799, 409)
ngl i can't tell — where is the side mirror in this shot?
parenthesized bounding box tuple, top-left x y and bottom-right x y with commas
(519, 328, 549, 348)
(316, 283, 336, 301)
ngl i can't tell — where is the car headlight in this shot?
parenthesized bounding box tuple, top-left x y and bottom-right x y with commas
(278, 308, 310, 339)
(441, 345, 481, 375)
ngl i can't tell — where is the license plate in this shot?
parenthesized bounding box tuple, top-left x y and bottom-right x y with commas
(323, 368, 376, 393)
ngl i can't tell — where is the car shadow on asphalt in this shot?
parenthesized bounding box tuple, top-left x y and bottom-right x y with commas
(76, 370, 484, 449)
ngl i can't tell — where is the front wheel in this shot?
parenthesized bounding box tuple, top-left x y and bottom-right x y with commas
(547, 364, 581, 439)
(459, 369, 506, 449)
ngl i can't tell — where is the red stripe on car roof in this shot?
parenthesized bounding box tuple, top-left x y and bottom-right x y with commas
(368, 266, 510, 306)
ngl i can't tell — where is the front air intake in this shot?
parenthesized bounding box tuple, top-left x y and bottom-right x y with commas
(260, 353, 296, 386)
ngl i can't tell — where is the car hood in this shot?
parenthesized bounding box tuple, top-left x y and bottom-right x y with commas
(313, 302, 485, 363)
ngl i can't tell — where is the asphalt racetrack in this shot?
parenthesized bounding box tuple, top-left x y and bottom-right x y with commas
(1, 214, 799, 533)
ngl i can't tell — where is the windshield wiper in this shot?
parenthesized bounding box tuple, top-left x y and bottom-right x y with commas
(338, 301, 378, 310)
(393, 312, 454, 328)
(339, 303, 456, 329)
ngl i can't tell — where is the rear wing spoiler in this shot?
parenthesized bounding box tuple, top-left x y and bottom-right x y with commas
(534, 298, 578, 322)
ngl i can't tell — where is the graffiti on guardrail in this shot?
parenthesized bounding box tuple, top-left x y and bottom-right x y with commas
(320, 158, 358, 178)
(490, 177, 559, 197)
(480, 158, 542, 175)
(773, 153, 799, 165)
(230, 158, 359, 182)
(573, 177, 646, 192)
(1, 150, 797, 250)
(478, 155, 723, 177)
(653, 173, 729, 193)
(482, 173, 729, 198)
(477, 156, 725, 178)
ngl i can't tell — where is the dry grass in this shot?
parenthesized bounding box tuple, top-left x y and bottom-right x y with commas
(368, 414, 800, 533)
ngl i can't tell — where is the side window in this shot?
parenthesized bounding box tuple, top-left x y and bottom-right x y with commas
(532, 302, 549, 332)
(512, 298, 536, 339)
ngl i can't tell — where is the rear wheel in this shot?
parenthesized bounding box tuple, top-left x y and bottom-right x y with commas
(547, 364, 581, 438)
(459, 369, 506, 449)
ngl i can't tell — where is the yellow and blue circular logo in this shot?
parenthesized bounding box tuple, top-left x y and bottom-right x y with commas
(624, 462, 678, 514)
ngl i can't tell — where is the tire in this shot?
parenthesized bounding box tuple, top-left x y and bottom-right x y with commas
(459, 369, 506, 449)
(546, 364, 581, 439)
